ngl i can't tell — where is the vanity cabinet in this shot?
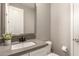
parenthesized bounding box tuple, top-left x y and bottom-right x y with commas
(21, 53, 29, 56)
(20, 44, 50, 56)
(29, 46, 50, 56)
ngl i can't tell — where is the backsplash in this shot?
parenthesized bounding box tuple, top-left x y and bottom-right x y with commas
(12, 33, 36, 42)
(0, 33, 36, 44)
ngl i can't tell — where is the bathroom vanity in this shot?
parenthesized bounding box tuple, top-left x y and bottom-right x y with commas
(0, 39, 51, 56)
(0, 3, 51, 56)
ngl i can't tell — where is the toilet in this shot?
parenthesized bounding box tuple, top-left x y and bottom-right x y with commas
(46, 41, 59, 56)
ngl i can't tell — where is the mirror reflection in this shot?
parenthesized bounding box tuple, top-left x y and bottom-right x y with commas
(5, 3, 36, 35)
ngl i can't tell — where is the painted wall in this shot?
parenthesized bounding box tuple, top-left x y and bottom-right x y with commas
(50, 3, 71, 55)
(0, 4, 1, 36)
(36, 3, 50, 41)
(24, 7, 35, 34)
(1, 4, 5, 34)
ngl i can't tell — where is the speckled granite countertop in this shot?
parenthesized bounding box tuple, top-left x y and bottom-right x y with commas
(0, 39, 48, 56)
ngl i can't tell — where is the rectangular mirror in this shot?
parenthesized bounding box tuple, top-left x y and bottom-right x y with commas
(4, 3, 36, 36)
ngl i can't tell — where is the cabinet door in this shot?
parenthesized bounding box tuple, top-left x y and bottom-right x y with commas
(30, 46, 50, 56)
(73, 3, 79, 56)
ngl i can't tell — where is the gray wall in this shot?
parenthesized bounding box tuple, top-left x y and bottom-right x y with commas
(0, 3, 5, 36)
(0, 4, 1, 36)
(1, 4, 5, 35)
(50, 3, 71, 56)
(24, 7, 35, 34)
(36, 3, 50, 41)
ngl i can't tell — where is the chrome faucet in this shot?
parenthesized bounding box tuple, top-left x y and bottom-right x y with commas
(19, 36, 26, 42)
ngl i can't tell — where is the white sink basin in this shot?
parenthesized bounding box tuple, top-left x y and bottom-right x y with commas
(23, 42, 35, 48)
(11, 42, 36, 50)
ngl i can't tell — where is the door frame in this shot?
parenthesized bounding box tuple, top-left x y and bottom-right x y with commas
(70, 3, 74, 56)
(5, 3, 8, 33)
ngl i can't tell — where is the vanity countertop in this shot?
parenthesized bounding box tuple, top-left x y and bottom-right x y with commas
(0, 39, 48, 56)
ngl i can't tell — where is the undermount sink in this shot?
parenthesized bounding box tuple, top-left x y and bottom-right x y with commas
(11, 42, 36, 50)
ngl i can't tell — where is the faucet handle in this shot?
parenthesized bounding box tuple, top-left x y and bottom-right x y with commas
(19, 36, 26, 42)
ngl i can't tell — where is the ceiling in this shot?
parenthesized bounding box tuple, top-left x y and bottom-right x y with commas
(20, 3, 35, 8)
(9, 3, 35, 9)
